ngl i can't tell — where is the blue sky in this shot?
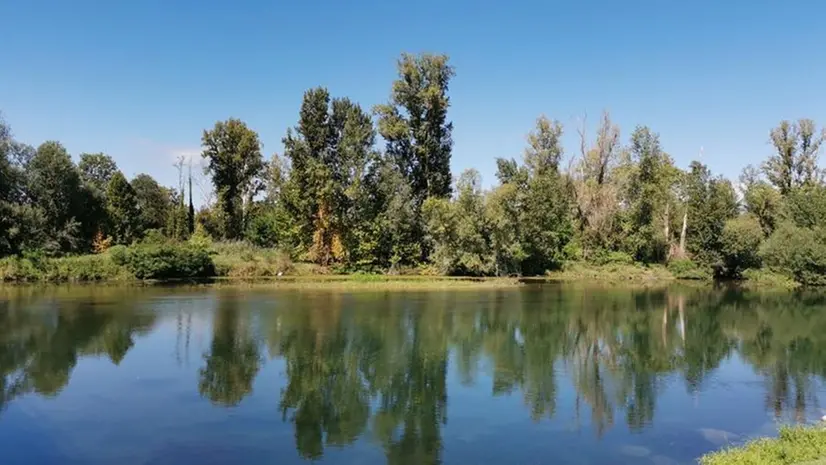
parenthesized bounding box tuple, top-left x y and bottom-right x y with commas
(2, 0, 825, 204)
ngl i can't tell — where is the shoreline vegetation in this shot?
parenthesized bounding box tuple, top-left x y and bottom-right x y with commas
(699, 424, 826, 465)
(3, 52, 826, 288)
(0, 238, 800, 288)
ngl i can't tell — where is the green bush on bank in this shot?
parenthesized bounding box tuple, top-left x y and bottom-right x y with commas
(760, 223, 826, 286)
(0, 252, 129, 282)
(668, 258, 712, 280)
(122, 242, 214, 280)
(700, 425, 826, 465)
(741, 268, 799, 289)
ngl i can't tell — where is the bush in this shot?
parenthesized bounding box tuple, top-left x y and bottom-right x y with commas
(109, 244, 128, 265)
(591, 250, 635, 266)
(43, 254, 126, 282)
(668, 258, 711, 280)
(741, 268, 798, 289)
(0, 254, 127, 282)
(141, 229, 167, 245)
(0, 256, 41, 282)
(124, 243, 215, 280)
(720, 215, 763, 277)
(246, 212, 280, 248)
(212, 242, 295, 277)
(760, 223, 826, 286)
(700, 425, 826, 465)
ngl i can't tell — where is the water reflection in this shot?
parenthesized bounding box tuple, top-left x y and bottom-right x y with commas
(199, 296, 261, 407)
(1, 285, 826, 464)
(0, 287, 156, 411)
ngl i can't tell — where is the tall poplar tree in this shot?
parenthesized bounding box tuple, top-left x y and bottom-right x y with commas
(106, 171, 140, 244)
(281, 87, 377, 265)
(375, 53, 455, 203)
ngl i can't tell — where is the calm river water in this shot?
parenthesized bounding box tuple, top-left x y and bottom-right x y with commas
(1, 284, 825, 464)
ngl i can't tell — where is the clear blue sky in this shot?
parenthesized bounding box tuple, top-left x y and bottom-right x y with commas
(2, 0, 825, 203)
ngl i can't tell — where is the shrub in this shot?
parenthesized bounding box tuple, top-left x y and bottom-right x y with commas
(591, 250, 635, 266)
(141, 229, 167, 245)
(0, 254, 127, 282)
(0, 256, 41, 281)
(700, 425, 826, 465)
(741, 268, 798, 289)
(212, 243, 295, 277)
(124, 243, 215, 280)
(720, 215, 763, 277)
(109, 244, 128, 265)
(668, 258, 711, 280)
(188, 223, 213, 249)
(760, 223, 826, 286)
(44, 254, 125, 282)
(246, 212, 280, 248)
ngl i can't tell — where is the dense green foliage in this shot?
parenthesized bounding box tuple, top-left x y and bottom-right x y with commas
(120, 242, 214, 280)
(2, 55, 826, 284)
(201, 119, 264, 240)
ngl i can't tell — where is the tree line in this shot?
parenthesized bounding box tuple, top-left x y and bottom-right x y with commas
(2, 52, 825, 282)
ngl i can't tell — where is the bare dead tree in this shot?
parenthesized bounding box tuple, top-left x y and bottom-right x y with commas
(572, 111, 622, 258)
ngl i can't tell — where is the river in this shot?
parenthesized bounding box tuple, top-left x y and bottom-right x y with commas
(1, 284, 824, 464)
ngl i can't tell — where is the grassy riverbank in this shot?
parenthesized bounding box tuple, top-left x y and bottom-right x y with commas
(0, 240, 803, 289)
(700, 424, 826, 465)
(0, 244, 522, 288)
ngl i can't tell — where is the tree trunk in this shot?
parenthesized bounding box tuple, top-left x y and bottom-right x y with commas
(679, 211, 688, 256)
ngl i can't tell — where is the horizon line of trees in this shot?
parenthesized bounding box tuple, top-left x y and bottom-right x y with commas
(2, 52, 826, 283)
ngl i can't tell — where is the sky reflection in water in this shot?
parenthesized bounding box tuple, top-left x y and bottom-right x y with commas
(1, 284, 825, 465)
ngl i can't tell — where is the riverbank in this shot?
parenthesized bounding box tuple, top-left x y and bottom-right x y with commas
(0, 242, 802, 289)
(700, 424, 826, 465)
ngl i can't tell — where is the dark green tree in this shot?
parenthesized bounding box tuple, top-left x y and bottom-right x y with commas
(740, 165, 782, 236)
(760, 223, 826, 286)
(131, 174, 172, 233)
(782, 184, 826, 229)
(721, 215, 764, 276)
(187, 172, 195, 235)
(106, 171, 141, 244)
(423, 169, 494, 275)
(682, 161, 738, 269)
(26, 141, 88, 254)
(201, 119, 264, 240)
(281, 88, 378, 265)
(281, 88, 332, 255)
(78, 153, 118, 192)
(623, 126, 675, 263)
(375, 53, 455, 202)
(520, 171, 573, 273)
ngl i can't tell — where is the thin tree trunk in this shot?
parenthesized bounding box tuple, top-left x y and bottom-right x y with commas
(679, 211, 688, 255)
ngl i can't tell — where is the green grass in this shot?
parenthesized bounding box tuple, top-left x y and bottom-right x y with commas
(0, 241, 813, 290)
(208, 275, 523, 290)
(0, 253, 132, 282)
(741, 268, 800, 290)
(546, 262, 675, 284)
(700, 425, 826, 465)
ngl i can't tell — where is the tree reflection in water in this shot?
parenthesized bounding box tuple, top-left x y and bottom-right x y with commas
(3, 285, 826, 463)
(0, 287, 156, 411)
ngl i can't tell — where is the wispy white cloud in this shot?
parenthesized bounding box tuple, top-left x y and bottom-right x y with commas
(133, 137, 203, 166)
(130, 138, 212, 207)
(170, 148, 202, 165)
